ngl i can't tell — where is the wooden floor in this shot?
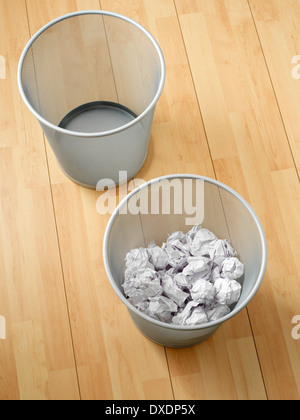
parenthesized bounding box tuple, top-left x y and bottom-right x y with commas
(1, 0, 300, 400)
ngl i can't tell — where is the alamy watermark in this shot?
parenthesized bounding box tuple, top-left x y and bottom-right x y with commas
(96, 171, 204, 226)
(291, 55, 300, 80)
(291, 315, 300, 340)
(0, 55, 6, 80)
(0, 315, 6, 340)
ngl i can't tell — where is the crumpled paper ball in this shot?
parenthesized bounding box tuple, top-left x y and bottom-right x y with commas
(122, 225, 244, 326)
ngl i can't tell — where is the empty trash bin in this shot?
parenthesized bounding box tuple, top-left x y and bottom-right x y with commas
(18, 10, 166, 188)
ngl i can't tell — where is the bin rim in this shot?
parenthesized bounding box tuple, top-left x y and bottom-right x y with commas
(17, 10, 166, 138)
(103, 173, 268, 331)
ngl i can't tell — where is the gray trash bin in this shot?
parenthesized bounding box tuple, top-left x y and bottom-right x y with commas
(103, 175, 267, 348)
(18, 10, 165, 189)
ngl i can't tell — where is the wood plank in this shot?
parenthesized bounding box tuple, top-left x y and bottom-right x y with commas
(249, 0, 300, 177)
(25, 0, 174, 400)
(167, 314, 266, 400)
(0, 0, 80, 400)
(99, 0, 215, 181)
(102, 0, 267, 400)
(3, 0, 300, 400)
(176, 0, 300, 399)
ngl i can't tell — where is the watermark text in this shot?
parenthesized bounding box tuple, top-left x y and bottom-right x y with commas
(0, 55, 6, 80)
(291, 55, 300, 80)
(96, 172, 204, 226)
(0, 315, 6, 340)
(292, 315, 300, 340)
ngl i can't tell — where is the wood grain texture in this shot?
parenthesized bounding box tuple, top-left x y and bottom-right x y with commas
(100, 0, 266, 401)
(24, 0, 174, 400)
(249, 0, 300, 177)
(175, 0, 300, 399)
(0, 0, 300, 400)
(0, 0, 79, 400)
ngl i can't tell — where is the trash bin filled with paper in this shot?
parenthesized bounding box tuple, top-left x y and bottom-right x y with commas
(18, 11, 165, 188)
(103, 174, 267, 348)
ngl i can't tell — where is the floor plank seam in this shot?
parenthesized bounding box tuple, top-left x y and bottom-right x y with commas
(173, 0, 218, 181)
(246, 307, 269, 400)
(24, 0, 82, 400)
(247, 0, 300, 183)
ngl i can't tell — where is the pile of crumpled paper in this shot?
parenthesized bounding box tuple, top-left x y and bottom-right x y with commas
(123, 225, 244, 326)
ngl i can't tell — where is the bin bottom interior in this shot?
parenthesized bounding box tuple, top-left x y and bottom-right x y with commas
(59, 101, 137, 133)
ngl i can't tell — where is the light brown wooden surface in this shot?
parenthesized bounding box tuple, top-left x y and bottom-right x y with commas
(0, 0, 300, 400)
